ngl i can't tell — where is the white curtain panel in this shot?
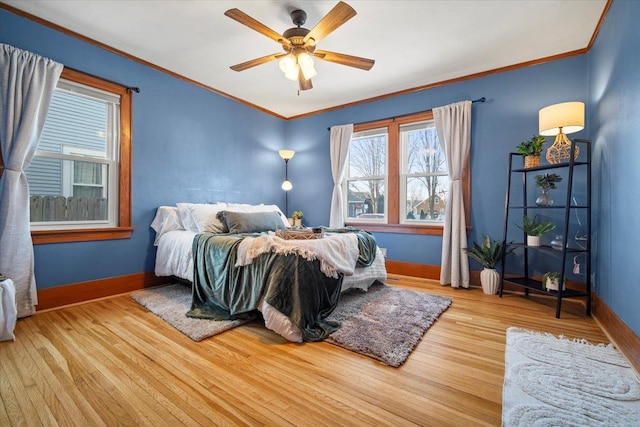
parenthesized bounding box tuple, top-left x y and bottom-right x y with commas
(329, 124, 353, 228)
(434, 100, 472, 288)
(0, 44, 63, 318)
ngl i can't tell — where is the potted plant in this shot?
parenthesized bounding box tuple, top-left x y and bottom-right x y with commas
(542, 271, 567, 291)
(534, 173, 563, 206)
(464, 235, 513, 295)
(516, 135, 546, 168)
(292, 210, 303, 227)
(516, 215, 556, 246)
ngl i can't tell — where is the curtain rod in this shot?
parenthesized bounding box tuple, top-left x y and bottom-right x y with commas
(327, 97, 486, 131)
(66, 66, 140, 93)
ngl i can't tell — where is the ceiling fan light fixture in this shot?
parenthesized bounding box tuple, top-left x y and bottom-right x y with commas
(279, 53, 297, 73)
(284, 64, 300, 81)
(226, 2, 374, 91)
(297, 52, 317, 80)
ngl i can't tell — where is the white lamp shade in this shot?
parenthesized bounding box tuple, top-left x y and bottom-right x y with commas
(279, 53, 296, 73)
(539, 102, 585, 136)
(284, 65, 299, 81)
(279, 149, 295, 160)
(297, 53, 317, 80)
(281, 180, 293, 191)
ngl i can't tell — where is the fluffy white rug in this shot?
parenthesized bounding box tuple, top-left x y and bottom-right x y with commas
(502, 327, 640, 426)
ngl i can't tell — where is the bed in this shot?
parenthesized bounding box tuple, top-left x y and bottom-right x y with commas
(151, 203, 387, 342)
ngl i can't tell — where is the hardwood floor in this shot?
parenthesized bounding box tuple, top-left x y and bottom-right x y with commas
(1, 274, 608, 426)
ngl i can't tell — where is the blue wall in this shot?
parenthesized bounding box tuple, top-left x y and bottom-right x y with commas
(286, 57, 588, 266)
(588, 0, 640, 336)
(1, 9, 287, 288)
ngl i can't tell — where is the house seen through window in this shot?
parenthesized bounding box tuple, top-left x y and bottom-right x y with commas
(27, 79, 118, 227)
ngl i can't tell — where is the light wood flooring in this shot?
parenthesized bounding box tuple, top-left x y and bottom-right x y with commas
(1, 274, 608, 426)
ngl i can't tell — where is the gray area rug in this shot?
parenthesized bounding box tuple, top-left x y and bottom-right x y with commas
(130, 282, 451, 366)
(326, 283, 451, 367)
(502, 327, 640, 426)
(130, 284, 253, 342)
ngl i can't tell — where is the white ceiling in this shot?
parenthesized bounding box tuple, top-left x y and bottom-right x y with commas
(3, 0, 607, 118)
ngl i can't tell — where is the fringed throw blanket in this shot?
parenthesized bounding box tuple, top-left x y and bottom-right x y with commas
(187, 228, 377, 341)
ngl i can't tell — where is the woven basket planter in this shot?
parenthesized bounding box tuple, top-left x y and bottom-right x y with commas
(523, 155, 540, 168)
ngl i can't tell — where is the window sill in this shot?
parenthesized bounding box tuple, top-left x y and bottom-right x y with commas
(346, 222, 445, 235)
(31, 226, 135, 244)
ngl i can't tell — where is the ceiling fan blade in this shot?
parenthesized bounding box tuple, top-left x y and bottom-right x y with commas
(313, 50, 375, 71)
(230, 53, 284, 71)
(298, 69, 313, 91)
(303, 1, 356, 45)
(225, 8, 290, 46)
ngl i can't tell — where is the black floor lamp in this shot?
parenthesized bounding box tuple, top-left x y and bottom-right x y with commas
(279, 149, 295, 217)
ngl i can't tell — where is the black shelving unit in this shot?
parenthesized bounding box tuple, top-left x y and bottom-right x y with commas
(499, 139, 591, 318)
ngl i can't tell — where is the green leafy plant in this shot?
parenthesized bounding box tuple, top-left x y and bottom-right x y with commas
(516, 215, 556, 236)
(516, 135, 546, 156)
(535, 173, 563, 190)
(292, 210, 304, 220)
(464, 235, 513, 269)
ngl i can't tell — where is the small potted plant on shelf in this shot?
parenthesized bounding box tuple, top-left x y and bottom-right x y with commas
(516, 135, 546, 168)
(464, 235, 513, 295)
(542, 271, 567, 291)
(534, 173, 563, 206)
(292, 210, 304, 227)
(516, 215, 556, 246)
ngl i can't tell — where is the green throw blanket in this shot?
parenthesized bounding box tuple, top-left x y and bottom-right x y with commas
(187, 228, 377, 341)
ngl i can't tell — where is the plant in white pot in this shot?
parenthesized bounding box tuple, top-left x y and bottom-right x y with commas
(464, 236, 513, 295)
(292, 210, 303, 227)
(542, 271, 567, 291)
(516, 215, 556, 246)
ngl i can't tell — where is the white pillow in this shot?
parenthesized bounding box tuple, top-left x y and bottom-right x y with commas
(177, 202, 228, 233)
(226, 203, 289, 228)
(150, 206, 185, 245)
(176, 203, 199, 232)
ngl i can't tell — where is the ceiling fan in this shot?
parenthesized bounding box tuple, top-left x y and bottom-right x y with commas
(224, 1, 375, 91)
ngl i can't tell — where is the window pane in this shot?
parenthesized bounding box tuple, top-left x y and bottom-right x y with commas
(28, 160, 109, 223)
(37, 90, 108, 157)
(348, 134, 386, 179)
(74, 161, 103, 185)
(404, 176, 449, 222)
(346, 179, 385, 220)
(402, 125, 447, 174)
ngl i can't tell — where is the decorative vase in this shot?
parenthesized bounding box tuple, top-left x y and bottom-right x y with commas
(294, 218, 302, 227)
(550, 235, 564, 251)
(535, 188, 554, 207)
(480, 268, 500, 295)
(527, 235, 541, 246)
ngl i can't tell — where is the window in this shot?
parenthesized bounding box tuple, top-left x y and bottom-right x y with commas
(345, 128, 388, 221)
(26, 68, 132, 244)
(400, 121, 449, 224)
(344, 111, 470, 235)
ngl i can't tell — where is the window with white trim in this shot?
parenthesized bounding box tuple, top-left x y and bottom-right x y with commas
(400, 120, 448, 224)
(345, 128, 388, 222)
(27, 79, 119, 229)
(25, 68, 132, 244)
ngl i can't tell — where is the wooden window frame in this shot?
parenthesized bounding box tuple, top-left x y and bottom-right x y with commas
(345, 111, 471, 235)
(31, 68, 133, 244)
